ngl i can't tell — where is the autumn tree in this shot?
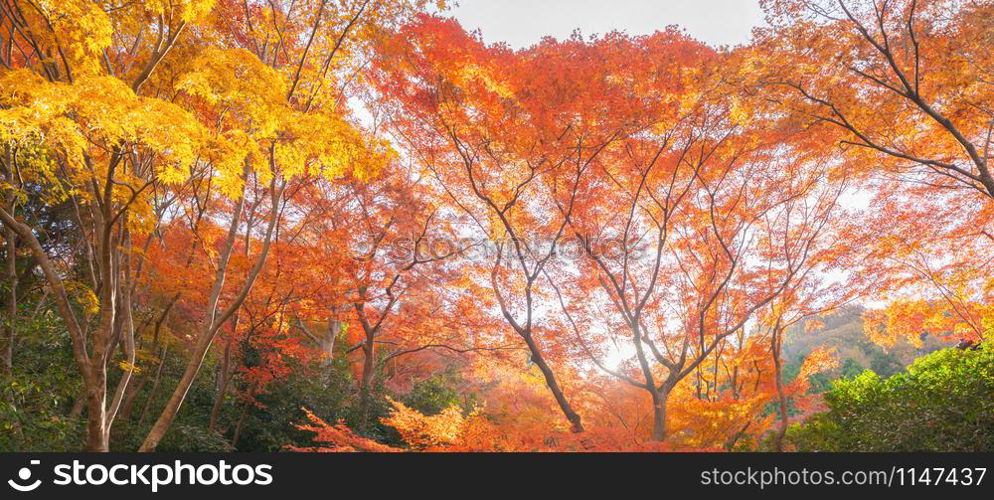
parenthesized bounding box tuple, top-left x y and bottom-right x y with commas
(6, 0, 992, 454)
(370, 16, 692, 433)
(757, 0, 994, 362)
(138, 0, 430, 451)
(550, 51, 855, 441)
(288, 160, 490, 427)
(0, 0, 432, 452)
(858, 193, 993, 346)
(0, 0, 215, 451)
(760, 0, 994, 199)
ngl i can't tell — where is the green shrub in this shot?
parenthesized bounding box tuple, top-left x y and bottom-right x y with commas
(788, 343, 994, 451)
(0, 309, 85, 451)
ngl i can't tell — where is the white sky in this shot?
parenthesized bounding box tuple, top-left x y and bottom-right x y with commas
(449, 0, 767, 49)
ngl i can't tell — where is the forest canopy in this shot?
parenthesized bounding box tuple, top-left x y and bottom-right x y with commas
(0, 0, 992, 452)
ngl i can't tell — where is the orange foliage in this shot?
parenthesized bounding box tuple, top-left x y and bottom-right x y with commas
(288, 408, 400, 453)
(6, 0, 993, 453)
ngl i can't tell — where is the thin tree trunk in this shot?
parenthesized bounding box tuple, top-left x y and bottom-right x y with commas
(3, 220, 15, 376)
(2, 162, 16, 375)
(69, 388, 86, 418)
(104, 229, 137, 444)
(139, 175, 283, 452)
(321, 316, 339, 360)
(208, 338, 234, 431)
(136, 345, 168, 429)
(358, 324, 377, 429)
(230, 390, 254, 449)
(0, 204, 112, 451)
(140, 325, 217, 450)
(119, 374, 148, 420)
(520, 332, 584, 433)
(2, 221, 23, 444)
(772, 324, 789, 452)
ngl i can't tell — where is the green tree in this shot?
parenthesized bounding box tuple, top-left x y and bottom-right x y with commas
(788, 343, 994, 451)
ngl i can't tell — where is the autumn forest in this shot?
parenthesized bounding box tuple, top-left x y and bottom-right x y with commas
(0, 0, 993, 453)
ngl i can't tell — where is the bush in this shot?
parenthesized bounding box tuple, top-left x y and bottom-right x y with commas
(0, 309, 85, 451)
(402, 370, 477, 416)
(787, 343, 994, 451)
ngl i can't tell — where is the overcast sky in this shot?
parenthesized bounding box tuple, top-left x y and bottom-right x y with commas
(449, 0, 767, 49)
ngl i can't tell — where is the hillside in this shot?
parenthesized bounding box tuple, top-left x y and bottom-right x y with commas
(782, 305, 952, 387)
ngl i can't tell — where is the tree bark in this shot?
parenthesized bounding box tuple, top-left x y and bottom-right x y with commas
(357, 313, 377, 429)
(520, 332, 583, 433)
(139, 175, 283, 452)
(208, 338, 234, 431)
(139, 323, 222, 451)
(83, 380, 109, 451)
(650, 389, 670, 442)
(0, 206, 113, 451)
(136, 345, 168, 429)
(3, 219, 15, 376)
(320, 316, 340, 360)
(230, 392, 253, 449)
(772, 324, 789, 452)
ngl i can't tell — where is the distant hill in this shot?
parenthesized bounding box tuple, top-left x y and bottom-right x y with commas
(781, 305, 952, 390)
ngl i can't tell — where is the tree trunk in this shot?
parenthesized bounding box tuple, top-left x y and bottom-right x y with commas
(0, 209, 115, 452)
(136, 345, 168, 429)
(321, 316, 340, 360)
(208, 339, 234, 431)
(138, 329, 215, 451)
(230, 394, 253, 449)
(119, 374, 147, 420)
(104, 232, 138, 444)
(69, 389, 86, 418)
(772, 326, 789, 452)
(2, 224, 22, 445)
(84, 376, 109, 451)
(358, 327, 377, 429)
(360, 334, 376, 396)
(3, 221, 15, 376)
(520, 332, 583, 433)
(138, 175, 282, 452)
(650, 389, 669, 442)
